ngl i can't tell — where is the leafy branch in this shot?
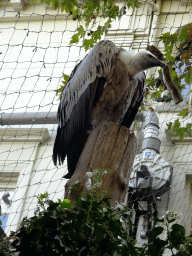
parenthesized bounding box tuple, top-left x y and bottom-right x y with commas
(33, 0, 139, 99)
(54, 73, 69, 100)
(1, 186, 192, 255)
(151, 24, 192, 140)
(167, 117, 192, 141)
(31, 0, 139, 50)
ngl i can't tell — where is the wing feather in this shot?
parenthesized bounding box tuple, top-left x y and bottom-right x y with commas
(53, 40, 118, 171)
(120, 72, 146, 128)
(59, 40, 118, 126)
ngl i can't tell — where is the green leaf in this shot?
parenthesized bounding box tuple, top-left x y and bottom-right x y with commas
(149, 226, 164, 239)
(140, 105, 146, 111)
(167, 119, 192, 141)
(64, 199, 70, 204)
(58, 201, 72, 209)
(60, 0, 78, 13)
(173, 75, 181, 87)
(186, 123, 192, 136)
(94, 223, 106, 243)
(173, 118, 181, 129)
(70, 33, 79, 44)
(38, 192, 49, 199)
(150, 91, 161, 99)
(147, 238, 167, 256)
(168, 55, 175, 63)
(63, 73, 69, 83)
(178, 25, 190, 42)
(83, 38, 94, 51)
(127, 0, 140, 9)
(170, 68, 177, 78)
(52, 0, 59, 9)
(55, 73, 69, 99)
(167, 122, 173, 130)
(77, 25, 85, 37)
(168, 224, 186, 247)
(166, 217, 177, 224)
(178, 108, 189, 118)
(146, 77, 156, 88)
(184, 71, 192, 84)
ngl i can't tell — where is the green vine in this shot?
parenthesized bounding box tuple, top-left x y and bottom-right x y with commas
(1, 182, 192, 255)
(31, 0, 139, 51)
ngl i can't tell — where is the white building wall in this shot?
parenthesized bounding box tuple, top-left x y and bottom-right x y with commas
(154, 0, 192, 238)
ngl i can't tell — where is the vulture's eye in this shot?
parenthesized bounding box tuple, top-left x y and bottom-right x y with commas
(148, 54, 153, 59)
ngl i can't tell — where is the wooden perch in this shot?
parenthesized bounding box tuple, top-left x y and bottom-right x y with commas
(146, 45, 183, 104)
(64, 122, 137, 206)
(162, 64, 183, 104)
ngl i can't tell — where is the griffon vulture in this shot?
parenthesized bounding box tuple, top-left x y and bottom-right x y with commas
(53, 40, 166, 179)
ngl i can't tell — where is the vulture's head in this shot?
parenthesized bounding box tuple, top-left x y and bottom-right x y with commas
(118, 49, 166, 79)
(136, 50, 166, 70)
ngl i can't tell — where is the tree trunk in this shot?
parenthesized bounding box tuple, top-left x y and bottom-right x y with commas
(64, 121, 137, 206)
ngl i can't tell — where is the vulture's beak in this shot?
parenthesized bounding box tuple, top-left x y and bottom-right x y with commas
(158, 59, 167, 68)
(150, 58, 167, 69)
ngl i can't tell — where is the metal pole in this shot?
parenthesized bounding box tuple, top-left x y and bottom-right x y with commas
(0, 112, 58, 126)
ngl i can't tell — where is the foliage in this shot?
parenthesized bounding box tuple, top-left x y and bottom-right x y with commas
(11, 196, 136, 255)
(139, 212, 192, 256)
(146, 71, 164, 101)
(158, 24, 192, 85)
(148, 24, 192, 140)
(81, 168, 112, 201)
(167, 118, 192, 141)
(31, 0, 139, 51)
(54, 73, 69, 100)
(146, 24, 192, 105)
(0, 183, 192, 255)
(9, 170, 138, 256)
(31, 0, 139, 98)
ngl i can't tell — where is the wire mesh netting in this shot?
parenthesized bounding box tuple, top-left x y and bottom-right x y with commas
(0, 0, 192, 244)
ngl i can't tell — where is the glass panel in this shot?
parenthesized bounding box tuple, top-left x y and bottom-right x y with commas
(0, 216, 8, 231)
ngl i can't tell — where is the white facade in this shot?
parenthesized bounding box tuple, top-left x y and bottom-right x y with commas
(0, 0, 192, 244)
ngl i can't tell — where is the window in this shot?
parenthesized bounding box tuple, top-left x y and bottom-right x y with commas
(0, 215, 8, 231)
(0, 191, 14, 233)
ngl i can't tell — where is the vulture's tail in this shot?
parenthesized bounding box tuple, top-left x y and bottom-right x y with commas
(52, 126, 67, 166)
(53, 125, 90, 179)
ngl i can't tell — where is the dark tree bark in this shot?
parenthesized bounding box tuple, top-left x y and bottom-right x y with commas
(146, 45, 183, 104)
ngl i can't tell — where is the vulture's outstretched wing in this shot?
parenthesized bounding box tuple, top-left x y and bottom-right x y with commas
(53, 40, 119, 178)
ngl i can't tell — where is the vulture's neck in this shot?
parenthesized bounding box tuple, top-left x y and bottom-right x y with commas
(118, 50, 150, 79)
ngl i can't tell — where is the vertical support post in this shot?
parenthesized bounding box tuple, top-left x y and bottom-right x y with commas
(64, 121, 137, 206)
